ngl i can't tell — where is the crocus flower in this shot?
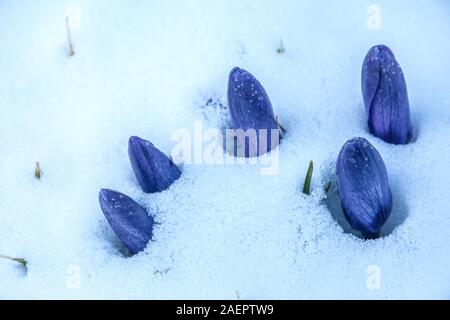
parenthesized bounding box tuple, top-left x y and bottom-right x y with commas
(336, 137, 393, 239)
(128, 136, 181, 193)
(227, 67, 280, 157)
(362, 45, 413, 144)
(99, 189, 154, 254)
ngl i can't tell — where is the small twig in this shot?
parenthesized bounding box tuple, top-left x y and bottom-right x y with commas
(34, 161, 42, 179)
(0, 254, 27, 268)
(275, 115, 287, 133)
(276, 38, 285, 54)
(66, 16, 75, 57)
(303, 161, 313, 195)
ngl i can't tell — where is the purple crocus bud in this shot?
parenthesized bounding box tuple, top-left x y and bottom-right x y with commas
(128, 136, 181, 193)
(362, 45, 413, 144)
(336, 137, 393, 239)
(99, 189, 154, 254)
(227, 67, 280, 157)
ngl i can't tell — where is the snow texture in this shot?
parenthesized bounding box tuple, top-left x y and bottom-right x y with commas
(1, 0, 450, 299)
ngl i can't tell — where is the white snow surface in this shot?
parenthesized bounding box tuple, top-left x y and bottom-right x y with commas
(1, 0, 450, 299)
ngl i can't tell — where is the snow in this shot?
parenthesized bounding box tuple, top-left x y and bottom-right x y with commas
(1, 0, 450, 299)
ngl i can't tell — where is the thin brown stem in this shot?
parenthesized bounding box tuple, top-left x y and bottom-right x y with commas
(276, 115, 287, 133)
(0, 254, 27, 267)
(66, 16, 75, 57)
(277, 37, 285, 54)
(35, 161, 42, 179)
